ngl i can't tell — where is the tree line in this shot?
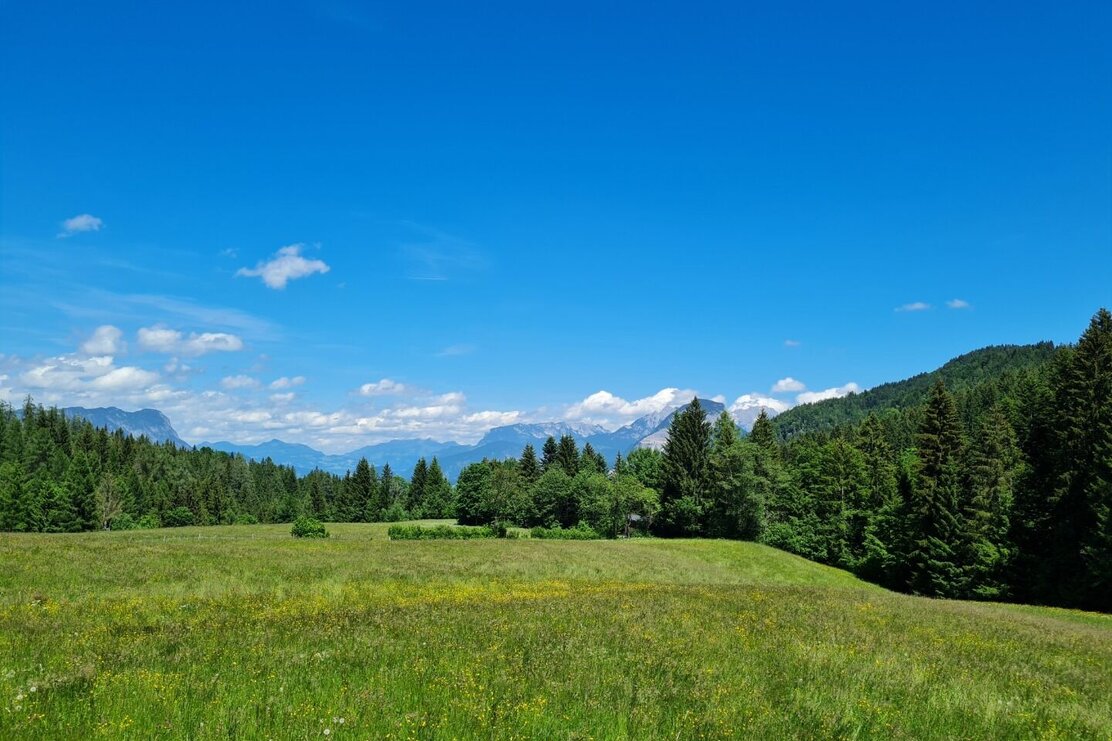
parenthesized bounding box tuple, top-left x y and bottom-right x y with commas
(1, 308, 1107, 610)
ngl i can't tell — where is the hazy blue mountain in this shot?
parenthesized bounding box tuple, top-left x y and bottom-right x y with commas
(64, 406, 189, 447)
(85, 397, 737, 481)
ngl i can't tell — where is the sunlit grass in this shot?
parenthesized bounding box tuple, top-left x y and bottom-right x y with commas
(2, 523, 1109, 738)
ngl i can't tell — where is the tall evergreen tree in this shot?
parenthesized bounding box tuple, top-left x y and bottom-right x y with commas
(556, 435, 580, 477)
(519, 444, 540, 485)
(908, 381, 968, 597)
(579, 443, 607, 475)
(657, 398, 711, 536)
(408, 458, 429, 515)
(423, 458, 454, 518)
(351, 458, 377, 521)
(541, 436, 559, 471)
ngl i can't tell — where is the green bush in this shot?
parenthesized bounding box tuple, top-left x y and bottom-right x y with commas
(136, 513, 161, 529)
(164, 506, 195, 528)
(530, 522, 601, 540)
(110, 513, 138, 530)
(388, 524, 495, 540)
(291, 516, 329, 538)
(232, 513, 259, 525)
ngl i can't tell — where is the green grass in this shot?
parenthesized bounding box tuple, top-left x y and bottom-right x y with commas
(1, 523, 1109, 739)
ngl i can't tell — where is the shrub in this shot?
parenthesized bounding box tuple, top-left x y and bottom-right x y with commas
(291, 516, 329, 538)
(388, 524, 495, 540)
(232, 513, 259, 525)
(530, 522, 601, 540)
(136, 512, 161, 529)
(110, 513, 138, 530)
(164, 506, 195, 528)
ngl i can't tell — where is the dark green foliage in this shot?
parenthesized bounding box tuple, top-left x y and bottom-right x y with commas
(658, 398, 712, 536)
(519, 444, 540, 484)
(541, 436, 559, 471)
(164, 506, 195, 527)
(529, 522, 600, 539)
(388, 523, 495, 540)
(556, 435, 580, 476)
(421, 458, 455, 518)
(290, 516, 328, 538)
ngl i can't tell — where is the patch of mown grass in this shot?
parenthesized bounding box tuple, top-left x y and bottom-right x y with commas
(1, 523, 1109, 739)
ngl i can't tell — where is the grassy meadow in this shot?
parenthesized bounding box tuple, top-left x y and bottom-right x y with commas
(1, 523, 1110, 739)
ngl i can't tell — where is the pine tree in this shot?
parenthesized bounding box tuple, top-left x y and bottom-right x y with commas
(556, 435, 579, 477)
(519, 444, 540, 485)
(707, 411, 763, 540)
(963, 406, 1021, 598)
(351, 458, 377, 521)
(908, 381, 969, 597)
(748, 410, 778, 453)
(541, 436, 559, 471)
(408, 458, 429, 516)
(658, 399, 711, 536)
(579, 443, 607, 475)
(423, 458, 454, 518)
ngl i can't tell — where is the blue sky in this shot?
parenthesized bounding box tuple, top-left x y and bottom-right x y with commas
(1, 1, 1110, 450)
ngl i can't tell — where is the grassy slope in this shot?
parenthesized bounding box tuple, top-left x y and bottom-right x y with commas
(1, 523, 1109, 739)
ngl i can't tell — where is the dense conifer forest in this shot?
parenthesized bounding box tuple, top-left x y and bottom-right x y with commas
(2, 308, 1108, 610)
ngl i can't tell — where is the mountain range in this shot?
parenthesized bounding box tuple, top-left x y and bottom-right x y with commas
(62, 398, 733, 481)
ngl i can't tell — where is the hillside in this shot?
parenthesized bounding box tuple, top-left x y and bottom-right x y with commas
(1, 524, 1108, 739)
(772, 342, 1059, 438)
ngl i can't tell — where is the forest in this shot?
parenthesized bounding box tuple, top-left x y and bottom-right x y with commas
(1, 308, 1108, 611)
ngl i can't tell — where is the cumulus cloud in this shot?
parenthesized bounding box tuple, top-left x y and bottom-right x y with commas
(947, 298, 971, 309)
(796, 382, 861, 405)
(358, 378, 408, 396)
(270, 375, 306, 390)
(771, 377, 805, 393)
(81, 325, 125, 355)
(58, 213, 103, 237)
(220, 374, 260, 390)
(236, 244, 330, 289)
(270, 392, 296, 403)
(896, 302, 931, 312)
(88, 366, 160, 391)
(138, 326, 244, 356)
(564, 387, 699, 428)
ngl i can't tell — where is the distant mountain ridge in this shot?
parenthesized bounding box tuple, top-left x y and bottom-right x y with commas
(63, 406, 189, 448)
(61, 397, 735, 481)
(772, 343, 1058, 438)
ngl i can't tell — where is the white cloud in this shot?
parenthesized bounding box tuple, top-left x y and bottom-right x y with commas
(58, 213, 103, 237)
(796, 382, 861, 405)
(88, 366, 160, 391)
(236, 244, 330, 289)
(947, 298, 971, 309)
(220, 374, 260, 390)
(270, 392, 296, 403)
(270, 375, 306, 390)
(358, 378, 407, 396)
(564, 387, 699, 428)
(771, 377, 805, 393)
(81, 325, 125, 355)
(896, 302, 931, 312)
(784, 339, 801, 348)
(729, 394, 790, 430)
(138, 326, 244, 356)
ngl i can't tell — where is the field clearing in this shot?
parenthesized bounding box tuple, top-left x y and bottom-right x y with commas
(1, 523, 1110, 739)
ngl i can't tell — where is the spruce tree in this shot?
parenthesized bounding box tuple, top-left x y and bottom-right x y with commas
(351, 458, 377, 521)
(658, 398, 711, 536)
(408, 458, 429, 515)
(556, 435, 579, 476)
(541, 436, 559, 471)
(963, 406, 1021, 598)
(519, 444, 540, 485)
(908, 381, 968, 597)
(580, 443, 607, 475)
(423, 458, 454, 518)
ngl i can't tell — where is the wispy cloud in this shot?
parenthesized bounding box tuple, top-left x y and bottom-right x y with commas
(783, 339, 801, 348)
(138, 326, 245, 356)
(237, 244, 330, 289)
(946, 298, 971, 309)
(270, 376, 306, 390)
(896, 302, 931, 312)
(359, 378, 408, 396)
(400, 223, 487, 281)
(57, 214, 103, 238)
(436, 344, 476, 357)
